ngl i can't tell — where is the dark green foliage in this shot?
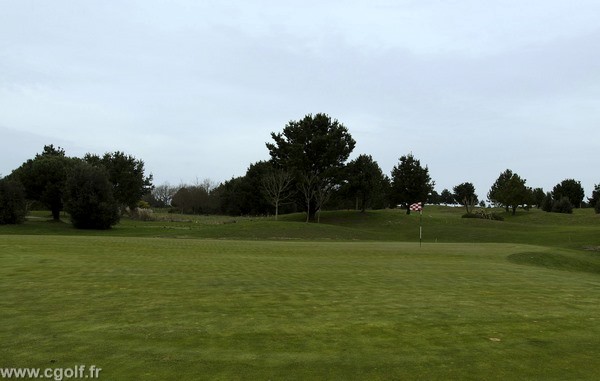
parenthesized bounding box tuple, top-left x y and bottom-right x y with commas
(342, 154, 388, 212)
(390, 153, 434, 214)
(439, 189, 454, 205)
(64, 163, 120, 229)
(552, 179, 584, 208)
(551, 197, 574, 214)
(427, 190, 441, 205)
(530, 187, 545, 208)
(218, 161, 277, 216)
(588, 184, 600, 209)
(0, 179, 27, 224)
(453, 182, 478, 214)
(488, 169, 530, 215)
(9, 145, 75, 220)
(85, 151, 153, 211)
(266, 113, 355, 220)
(461, 211, 504, 221)
(171, 181, 222, 215)
(595, 202, 600, 214)
(541, 192, 554, 212)
(542, 193, 574, 214)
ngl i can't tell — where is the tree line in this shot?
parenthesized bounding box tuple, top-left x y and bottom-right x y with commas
(0, 145, 152, 228)
(2, 113, 599, 227)
(144, 113, 599, 219)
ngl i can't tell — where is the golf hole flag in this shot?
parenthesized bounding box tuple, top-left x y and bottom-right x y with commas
(409, 202, 423, 212)
(409, 202, 423, 246)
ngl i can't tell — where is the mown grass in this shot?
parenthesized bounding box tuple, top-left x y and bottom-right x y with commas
(4, 206, 599, 250)
(2, 236, 600, 380)
(1, 207, 600, 379)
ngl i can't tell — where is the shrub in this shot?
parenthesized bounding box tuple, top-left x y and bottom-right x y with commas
(0, 179, 27, 224)
(64, 163, 120, 229)
(462, 210, 503, 221)
(552, 197, 573, 214)
(137, 200, 151, 209)
(541, 192, 553, 212)
(595, 202, 600, 214)
(136, 208, 155, 221)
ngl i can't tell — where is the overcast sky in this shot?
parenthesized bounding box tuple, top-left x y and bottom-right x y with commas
(1, 0, 599, 198)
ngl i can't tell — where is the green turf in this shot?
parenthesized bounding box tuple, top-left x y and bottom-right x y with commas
(3, 207, 599, 250)
(1, 207, 600, 379)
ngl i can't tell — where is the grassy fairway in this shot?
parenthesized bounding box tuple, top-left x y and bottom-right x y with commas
(2, 235, 600, 380)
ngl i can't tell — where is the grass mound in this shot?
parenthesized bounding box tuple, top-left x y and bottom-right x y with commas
(507, 251, 600, 275)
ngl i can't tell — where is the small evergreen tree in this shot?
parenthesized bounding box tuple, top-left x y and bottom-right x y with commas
(552, 197, 574, 214)
(588, 184, 600, 209)
(531, 188, 545, 208)
(343, 154, 387, 212)
(64, 163, 120, 229)
(541, 192, 554, 212)
(0, 179, 27, 224)
(488, 169, 529, 215)
(9, 145, 75, 220)
(453, 182, 478, 214)
(390, 153, 434, 214)
(440, 189, 454, 205)
(553, 179, 584, 208)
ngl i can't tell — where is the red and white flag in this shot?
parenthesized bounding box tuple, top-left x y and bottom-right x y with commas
(409, 202, 422, 212)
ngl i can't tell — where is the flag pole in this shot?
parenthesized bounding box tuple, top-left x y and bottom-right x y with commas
(419, 208, 422, 248)
(410, 202, 423, 247)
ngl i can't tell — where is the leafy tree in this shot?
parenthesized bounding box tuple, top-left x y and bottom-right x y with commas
(85, 151, 153, 213)
(488, 169, 513, 212)
(427, 190, 441, 205)
(217, 161, 276, 216)
(171, 186, 195, 214)
(343, 154, 387, 212)
(64, 163, 120, 229)
(530, 187, 545, 209)
(551, 197, 574, 214)
(541, 192, 554, 212)
(171, 181, 221, 215)
(589, 184, 600, 211)
(266, 113, 355, 221)
(488, 169, 529, 215)
(9, 145, 75, 221)
(218, 177, 245, 215)
(440, 189, 454, 205)
(552, 197, 573, 214)
(390, 153, 434, 214)
(0, 178, 27, 224)
(552, 179, 585, 208)
(453, 182, 478, 214)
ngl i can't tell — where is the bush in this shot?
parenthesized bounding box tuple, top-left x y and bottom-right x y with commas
(135, 208, 155, 221)
(462, 210, 503, 221)
(64, 163, 120, 229)
(541, 192, 553, 212)
(552, 197, 573, 214)
(595, 202, 600, 214)
(0, 179, 27, 224)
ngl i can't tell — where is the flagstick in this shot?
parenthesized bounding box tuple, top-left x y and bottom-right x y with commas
(419, 209, 422, 247)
